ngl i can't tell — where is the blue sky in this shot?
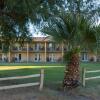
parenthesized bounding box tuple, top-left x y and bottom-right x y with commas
(29, 23, 45, 37)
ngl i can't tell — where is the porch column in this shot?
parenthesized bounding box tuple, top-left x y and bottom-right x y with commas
(8, 46, 11, 62)
(61, 43, 64, 62)
(27, 43, 29, 63)
(1, 44, 3, 62)
(45, 42, 47, 62)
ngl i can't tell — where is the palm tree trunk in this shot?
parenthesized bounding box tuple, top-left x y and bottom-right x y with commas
(63, 53, 80, 89)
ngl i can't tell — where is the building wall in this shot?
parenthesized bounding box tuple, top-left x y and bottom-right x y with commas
(88, 53, 97, 62)
(0, 37, 99, 63)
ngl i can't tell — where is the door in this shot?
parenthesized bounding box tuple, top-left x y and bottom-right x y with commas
(19, 54, 21, 61)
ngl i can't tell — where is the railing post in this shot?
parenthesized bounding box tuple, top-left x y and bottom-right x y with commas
(82, 68, 86, 87)
(39, 69, 44, 91)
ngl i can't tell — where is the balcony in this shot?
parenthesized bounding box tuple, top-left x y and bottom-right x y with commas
(55, 47, 61, 51)
(22, 47, 27, 51)
(11, 46, 63, 52)
(12, 47, 18, 51)
(12, 47, 27, 52)
(46, 47, 62, 52)
(29, 47, 33, 51)
(33, 47, 45, 52)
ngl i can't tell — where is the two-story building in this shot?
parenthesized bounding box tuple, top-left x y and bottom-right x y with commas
(0, 37, 99, 63)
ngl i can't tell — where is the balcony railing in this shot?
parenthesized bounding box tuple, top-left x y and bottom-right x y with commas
(22, 48, 27, 51)
(33, 47, 45, 52)
(11, 47, 67, 52)
(29, 47, 33, 51)
(12, 47, 27, 51)
(46, 47, 62, 52)
(12, 47, 18, 51)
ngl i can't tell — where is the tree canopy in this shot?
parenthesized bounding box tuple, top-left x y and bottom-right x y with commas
(42, 0, 100, 49)
(0, 0, 41, 45)
(0, 0, 100, 46)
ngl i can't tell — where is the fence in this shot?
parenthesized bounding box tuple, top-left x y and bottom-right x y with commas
(0, 69, 44, 91)
(82, 68, 100, 87)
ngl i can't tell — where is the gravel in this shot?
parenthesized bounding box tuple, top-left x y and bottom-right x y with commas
(0, 87, 98, 100)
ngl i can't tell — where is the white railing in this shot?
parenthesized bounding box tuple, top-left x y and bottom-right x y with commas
(0, 69, 44, 91)
(82, 68, 100, 87)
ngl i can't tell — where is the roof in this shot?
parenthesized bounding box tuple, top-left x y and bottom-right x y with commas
(32, 36, 53, 42)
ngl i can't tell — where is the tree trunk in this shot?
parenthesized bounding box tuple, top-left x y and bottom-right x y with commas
(63, 53, 80, 89)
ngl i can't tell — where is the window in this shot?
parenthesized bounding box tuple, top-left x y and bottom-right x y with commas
(48, 53, 55, 62)
(81, 52, 88, 61)
(34, 54, 41, 62)
(35, 43, 40, 51)
(49, 43, 52, 47)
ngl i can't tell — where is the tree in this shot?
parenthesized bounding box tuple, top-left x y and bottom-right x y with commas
(42, 0, 99, 88)
(0, 0, 99, 87)
(0, 0, 99, 45)
(0, 1, 46, 44)
(0, 0, 66, 52)
(95, 24, 100, 61)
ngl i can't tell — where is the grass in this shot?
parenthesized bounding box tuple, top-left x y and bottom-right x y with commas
(0, 62, 100, 99)
(0, 62, 64, 66)
(0, 62, 100, 87)
(0, 65, 65, 87)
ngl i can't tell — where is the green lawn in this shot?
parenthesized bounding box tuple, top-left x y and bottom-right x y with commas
(0, 62, 100, 88)
(0, 62, 64, 66)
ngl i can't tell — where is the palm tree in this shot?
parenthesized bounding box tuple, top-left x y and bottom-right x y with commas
(42, 13, 97, 88)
